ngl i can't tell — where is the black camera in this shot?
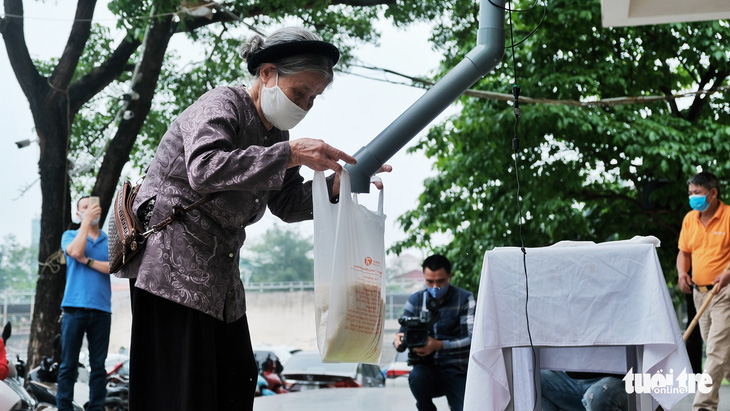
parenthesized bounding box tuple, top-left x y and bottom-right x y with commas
(396, 295, 440, 365)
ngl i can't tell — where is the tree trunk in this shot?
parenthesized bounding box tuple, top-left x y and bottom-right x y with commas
(27, 92, 72, 368)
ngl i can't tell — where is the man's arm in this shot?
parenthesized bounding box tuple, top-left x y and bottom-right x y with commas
(65, 204, 101, 263)
(65, 222, 92, 263)
(440, 293, 476, 352)
(677, 250, 693, 294)
(86, 259, 110, 274)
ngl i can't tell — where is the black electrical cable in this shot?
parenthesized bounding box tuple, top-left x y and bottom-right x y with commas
(490, 0, 548, 48)
(511, 1, 547, 48)
(506, 1, 538, 410)
(489, 0, 541, 12)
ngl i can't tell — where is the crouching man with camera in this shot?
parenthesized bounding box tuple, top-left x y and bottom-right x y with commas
(394, 254, 476, 411)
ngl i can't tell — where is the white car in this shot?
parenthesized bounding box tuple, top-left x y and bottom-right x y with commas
(385, 350, 412, 379)
(252, 345, 300, 367)
(282, 351, 385, 391)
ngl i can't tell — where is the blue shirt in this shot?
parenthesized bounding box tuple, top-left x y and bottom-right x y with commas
(61, 229, 111, 313)
(399, 285, 475, 371)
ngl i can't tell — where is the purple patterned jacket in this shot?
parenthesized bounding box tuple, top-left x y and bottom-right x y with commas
(117, 85, 329, 322)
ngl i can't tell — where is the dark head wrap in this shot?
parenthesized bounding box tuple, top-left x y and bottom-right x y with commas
(246, 40, 340, 75)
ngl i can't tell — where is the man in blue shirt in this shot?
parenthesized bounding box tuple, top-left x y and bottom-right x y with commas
(394, 254, 475, 411)
(57, 196, 111, 411)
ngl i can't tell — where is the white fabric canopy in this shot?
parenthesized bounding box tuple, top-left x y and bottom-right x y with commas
(464, 239, 692, 410)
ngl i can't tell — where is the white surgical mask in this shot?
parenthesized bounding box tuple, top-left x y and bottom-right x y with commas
(72, 211, 99, 226)
(260, 72, 308, 130)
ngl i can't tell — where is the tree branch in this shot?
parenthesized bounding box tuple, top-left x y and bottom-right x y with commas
(1, 0, 45, 104)
(680, 58, 699, 85)
(578, 189, 636, 205)
(205, 24, 228, 88)
(94, 15, 175, 223)
(69, 34, 142, 112)
(659, 85, 681, 117)
(50, 0, 96, 93)
(174, 0, 398, 34)
(687, 64, 721, 122)
(173, 7, 240, 33)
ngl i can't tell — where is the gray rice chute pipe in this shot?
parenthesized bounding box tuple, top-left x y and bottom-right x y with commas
(345, 0, 506, 193)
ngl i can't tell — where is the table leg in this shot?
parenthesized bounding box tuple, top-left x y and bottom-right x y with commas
(504, 347, 543, 411)
(504, 347, 514, 411)
(626, 345, 656, 411)
(626, 345, 639, 411)
(533, 348, 542, 411)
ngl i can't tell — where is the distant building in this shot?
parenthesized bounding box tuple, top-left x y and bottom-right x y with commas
(394, 269, 425, 282)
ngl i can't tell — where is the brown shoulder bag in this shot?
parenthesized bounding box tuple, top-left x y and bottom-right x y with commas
(108, 179, 210, 273)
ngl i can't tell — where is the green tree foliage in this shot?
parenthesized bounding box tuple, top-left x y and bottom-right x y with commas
(0, 235, 37, 292)
(241, 224, 314, 283)
(393, 0, 730, 299)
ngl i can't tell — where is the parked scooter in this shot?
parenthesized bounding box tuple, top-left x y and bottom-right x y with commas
(0, 322, 38, 411)
(259, 354, 288, 394)
(103, 358, 128, 410)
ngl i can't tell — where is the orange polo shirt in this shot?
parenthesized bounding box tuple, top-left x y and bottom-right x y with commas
(678, 201, 730, 285)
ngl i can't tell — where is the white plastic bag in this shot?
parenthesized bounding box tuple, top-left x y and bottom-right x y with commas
(313, 169, 386, 364)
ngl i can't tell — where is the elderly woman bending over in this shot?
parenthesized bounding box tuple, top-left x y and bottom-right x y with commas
(119, 27, 386, 411)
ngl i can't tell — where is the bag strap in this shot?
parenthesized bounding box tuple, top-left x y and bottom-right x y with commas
(351, 175, 384, 215)
(371, 176, 384, 214)
(140, 194, 214, 239)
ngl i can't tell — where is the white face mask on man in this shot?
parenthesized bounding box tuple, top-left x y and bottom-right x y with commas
(260, 72, 308, 130)
(72, 211, 100, 226)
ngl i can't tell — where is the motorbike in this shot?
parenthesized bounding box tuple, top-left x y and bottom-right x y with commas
(0, 322, 39, 411)
(103, 358, 128, 410)
(258, 353, 289, 394)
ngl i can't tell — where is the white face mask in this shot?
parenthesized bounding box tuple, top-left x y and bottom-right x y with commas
(260, 72, 308, 130)
(72, 211, 100, 226)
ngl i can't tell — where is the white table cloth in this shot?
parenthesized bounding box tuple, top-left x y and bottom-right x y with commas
(464, 240, 692, 410)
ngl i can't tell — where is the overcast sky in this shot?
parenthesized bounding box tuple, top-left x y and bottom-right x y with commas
(0, 1, 458, 257)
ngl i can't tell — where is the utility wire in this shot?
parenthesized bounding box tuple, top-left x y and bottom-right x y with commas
(345, 62, 729, 107)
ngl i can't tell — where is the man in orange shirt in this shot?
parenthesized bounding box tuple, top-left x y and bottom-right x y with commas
(677, 171, 730, 411)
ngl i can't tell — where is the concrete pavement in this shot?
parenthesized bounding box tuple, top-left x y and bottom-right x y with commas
(253, 380, 730, 410)
(253, 382, 450, 411)
(672, 384, 730, 410)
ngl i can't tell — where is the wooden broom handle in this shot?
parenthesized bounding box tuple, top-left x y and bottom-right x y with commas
(683, 285, 717, 342)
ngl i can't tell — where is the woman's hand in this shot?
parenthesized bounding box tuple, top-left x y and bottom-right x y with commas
(288, 138, 356, 172)
(372, 164, 392, 190)
(331, 164, 393, 197)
